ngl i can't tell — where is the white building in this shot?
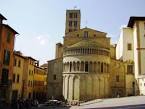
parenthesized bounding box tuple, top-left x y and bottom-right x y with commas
(116, 17, 145, 95)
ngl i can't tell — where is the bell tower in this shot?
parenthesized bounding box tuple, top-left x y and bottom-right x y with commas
(65, 9, 81, 34)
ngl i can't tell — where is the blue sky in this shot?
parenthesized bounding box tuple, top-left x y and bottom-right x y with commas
(0, 0, 145, 65)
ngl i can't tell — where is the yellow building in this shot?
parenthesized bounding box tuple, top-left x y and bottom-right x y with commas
(12, 51, 25, 100)
(33, 66, 47, 101)
(12, 51, 47, 100)
(22, 56, 37, 99)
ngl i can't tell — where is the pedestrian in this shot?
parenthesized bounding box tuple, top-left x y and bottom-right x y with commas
(34, 99, 39, 107)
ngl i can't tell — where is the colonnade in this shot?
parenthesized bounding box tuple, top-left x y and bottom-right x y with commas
(63, 61, 109, 73)
(63, 75, 110, 102)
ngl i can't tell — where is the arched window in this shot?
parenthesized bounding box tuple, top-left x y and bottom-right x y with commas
(101, 63, 103, 73)
(70, 62, 72, 72)
(85, 62, 88, 72)
(88, 48, 89, 54)
(104, 63, 106, 73)
(77, 62, 80, 71)
(98, 62, 100, 73)
(82, 48, 84, 54)
(73, 62, 76, 71)
(81, 61, 84, 71)
(67, 62, 69, 72)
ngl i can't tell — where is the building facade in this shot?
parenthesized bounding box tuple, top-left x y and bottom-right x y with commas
(12, 51, 25, 100)
(22, 57, 37, 99)
(63, 27, 111, 102)
(47, 58, 63, 100)
(33, 65, 47, 101)
(12, 51, 48, 101)
(47, 9, 141, 104)
(116, 17, 145, 95)
(0, 14, 18, 102)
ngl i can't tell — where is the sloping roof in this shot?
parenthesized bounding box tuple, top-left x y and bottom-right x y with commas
(81, 27, 106, 34)
(127, 16, 145, 28)
(67, 39, 108, 49)
(0, 14, 7, 20)
(66, 27, 107, 35)
(2, 24, 19, 34)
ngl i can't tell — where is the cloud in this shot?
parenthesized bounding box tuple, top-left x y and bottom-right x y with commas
(36, 36, 41, 40)
(36, 35, 49, 46)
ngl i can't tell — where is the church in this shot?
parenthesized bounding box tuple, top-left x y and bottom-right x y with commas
(47, 9, 145, 104)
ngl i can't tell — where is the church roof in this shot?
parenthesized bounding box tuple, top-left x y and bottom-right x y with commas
(67, 39, 108, 49)
(81, 27, 106, 34)
(66, 27, 107, 36)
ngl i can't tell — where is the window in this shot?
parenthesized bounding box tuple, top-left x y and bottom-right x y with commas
(74, 21, 77, 27)
(29, 70, 31, 75)
(17, 74, 19, 83)
(77, 62, 80, 71)
(13, 74, 16, 83)
(14, 58, 17, 66)
(69, 13, 73, 18)
(132, 82, 135, 87)
(18, 60, 21, 67)
(7, 32, 11, 43)
(84, 31, 88, 38)
(74, 13, 77, 18)
(85, 62, 88, 72)
(1, 69, 9, 84)
(116, 75, 119, 82)
(53, 74, 56, 80)
(70, 62, 72, 72)
(3, 50, 10, 65)
(69, 21, 72, 27)
(32, 71, 33, 75)
(127, 65, 134, 74)
(127, 43, 132, 50)
(101, 63, 103, 73)
(69, 29, 72, 32)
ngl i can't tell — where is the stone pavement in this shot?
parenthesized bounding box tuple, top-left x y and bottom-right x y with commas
(70, 96, 145, 109)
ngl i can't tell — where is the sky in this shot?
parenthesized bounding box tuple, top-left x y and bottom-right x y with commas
(0, 0, 145, 65)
